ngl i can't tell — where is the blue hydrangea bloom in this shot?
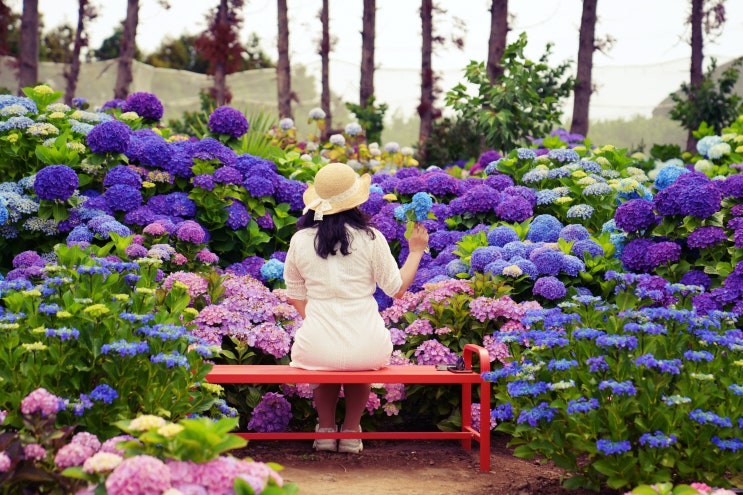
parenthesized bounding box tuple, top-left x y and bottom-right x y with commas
(526, 214, 563, 243)
(533, 276, 567, 300)
(103, 165, 142, 188)
(122, 92, 164, 120)
(572, 239, 604, 259)
(559, 224, 590, 242)
(208, 106, 249, 138)
(470, 246, 503, 273)
(86, 119, 132, 154)
(654, 165, 689, 190)
(260, 258, 285, 281)
(34, 165, 79, 201)
(487, 225, 520, 247)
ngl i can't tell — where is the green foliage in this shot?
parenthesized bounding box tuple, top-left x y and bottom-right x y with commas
(445, 33, 574, 153)
(0, 242, 222, 439)
(587, 115, 686, 152)
(345, 95, 388, 144)
(418, 116, 482, 167)
(167, 90, 216, 136)
(649, 143, 683, 161)
(669, 57, 743, 136)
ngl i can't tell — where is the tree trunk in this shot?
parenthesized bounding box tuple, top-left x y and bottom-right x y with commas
(359, 0, 376, 107)
(18, 0, 39, 91)
(486, 0, 508, 84)
(213, 0, 229, 106)
(687, 0, 703, 152)
(320, 0, 332, 139)
(276, 0, 292, 119)
(418, 0, 434, 153)
(64, 0, 89, 105)
(114, 0, 138, 100)
(0, 1, 12, 56)
(570, 0, 597, 137)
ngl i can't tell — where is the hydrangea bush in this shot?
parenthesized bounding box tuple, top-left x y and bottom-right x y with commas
(485, 273, 743, 490)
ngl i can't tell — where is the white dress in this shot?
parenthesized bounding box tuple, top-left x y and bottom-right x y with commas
(284, 226, 401, 371)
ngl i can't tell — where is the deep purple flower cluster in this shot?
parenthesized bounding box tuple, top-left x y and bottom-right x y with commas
(226, 199, 251, 229)
(86, 119, 132, 154)
(532, 276, 567, 300)
(214, 166, 244, 185)
(103, 165, 142, 188)
(614, 199, 658, 233)
(104, 184, 143, 212)
(34, 165, 79, 201)
(121, 92, 164, 121)
(192, 137, 237, 166)
(653, 172, 721, 219)
(247, 392, 292, 432)
(687, 226, 728, 249)
(208, 106, 249, 138)
(495, 194, 533, 222)
(448, 185, 500, 215)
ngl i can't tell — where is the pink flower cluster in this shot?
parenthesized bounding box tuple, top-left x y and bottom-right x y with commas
(20, 388, 65, 417)
(161, 271, 210, 304)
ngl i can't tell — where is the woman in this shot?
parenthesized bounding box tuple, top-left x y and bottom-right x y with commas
(283, 162, 429, 453)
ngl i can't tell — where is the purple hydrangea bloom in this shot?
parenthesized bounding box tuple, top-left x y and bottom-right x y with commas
(247, 392, 291, 432)
(234, 154, 276, 176)
(495, 194, 533, 222)
(470, 247, 503, 272)
(687, 226, 728, 249)
(103, 165, 142, 188)
(720, 175, 743, 198)
(147, 192, 196, 217)
(502, 186, 537, 208)
(86, 119, 131, 154)
(561, 255, 585, 276)
(653, 173, 721, 219)
(176, 220, 207, 243)
(244, 176, 276, 197)
(424, 172, 459, 196)
(257, 213, 275, 229)
(226, 199, 251, 230)
(647, 241, 681, 269)
(274, 176, 306, 212)
(559, 224, 590, 242)
(12, 250, 44, 268)
(615, 199, 659, 233)
(359, 191, 386, 216)
(449, 185, 501, 215)
(208, 106, 249, 138)
(680, 269, 712, 290)
(124, 206, 156, 225)
(100, 98, 125, 111)
(213, 166, 243, 185)
(67, 225, 94, 243)
(395, 167, 421, 180)
(164, 140, 196, 178)
(477, 150, 502, 169)
(133, 137, 170, 169)
(571, 239, 604, 259)
(526, 214, 563, 243)
(484, 173, 514, 191)
(396, 177, 427, 195)
(621, 238, 656, 272)
(502, 241, 527, 260)
(191, 137, 237, 166)
(192, 174, 216, 191)
(530, 249, 564, 276)
(533, 276, 567, 300)
(104, 184, 143, 212)
(487, 225, 520, 247)
(121, 92, 164, 121)
(34, 165, 79, 201)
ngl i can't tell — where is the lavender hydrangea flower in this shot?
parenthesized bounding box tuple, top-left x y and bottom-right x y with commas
(208, 106, 249, 138)
(214, 166, 243, 185)
(614, 199, 658, 233)
(470, 247, 503, 273)
(530, 249, 564, 276)
(86, 119, 131, 154)
(247, 392, 292, 432)
(121, 92, 164, 121)
(487, 226, 520, 247)
(192, 174, 216, 191)
(680, 269, 711, 289)
(448, 185, 501, 215)
(526, 215, 563, 243)
(495, 195, 533, 222)
(103, 165, 142, 188)
(34, 165, 79, 201)
(572, 239, 604, 259)
(226, 199, 251, 230)
(175, 220, 207, 243)
(559, 224, 590, 242)
(244, 176, 276, 198)
(533, 276, 567, 300)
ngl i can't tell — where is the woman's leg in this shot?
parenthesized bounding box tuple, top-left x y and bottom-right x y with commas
(341, 383, 371, 431)
(314, 383, 341, 429)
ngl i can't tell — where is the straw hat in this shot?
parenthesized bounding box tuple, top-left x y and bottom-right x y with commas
(303, 162, 371, 220)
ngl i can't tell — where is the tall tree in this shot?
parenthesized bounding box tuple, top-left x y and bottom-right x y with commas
(194, 0, 245, 105)
(684, 0, 726, 151)
(319, 0, 332, 138)
(359, 0, 375, 108)
(40, 23, 74, 62)
(0, 1, 14, 56)
(486, 0, 508, 84)
(113, 0, 139, 99)
(570, 0, 598, 137)
(114, 0, 169, 100)
(276, 0, 292, 118)
(418, 0, 434, 151)
(64, 0, 97, 105)
(18, 0, 39, 91)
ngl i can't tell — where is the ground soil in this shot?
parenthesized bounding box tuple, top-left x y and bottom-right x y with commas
(237, 433, 619, 495)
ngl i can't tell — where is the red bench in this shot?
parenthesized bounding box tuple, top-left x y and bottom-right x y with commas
(206, 343, 492, 472)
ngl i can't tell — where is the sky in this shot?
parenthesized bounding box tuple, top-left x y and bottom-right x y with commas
(15, 0, 743, 121)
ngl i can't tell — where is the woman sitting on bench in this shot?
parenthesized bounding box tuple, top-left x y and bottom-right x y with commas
(283, 162, 429, 454)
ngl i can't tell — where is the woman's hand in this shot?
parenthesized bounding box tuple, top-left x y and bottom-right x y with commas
(408, 223, 429, 254)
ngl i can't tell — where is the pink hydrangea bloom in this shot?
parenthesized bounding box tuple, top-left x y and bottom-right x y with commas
(196, 249, 219, 264)
(20, 388, 64, 417)
(23, 443, 47, 461)
(99, 435, 136, 455)
(406, 318, 434, 336)
(105, 455, 170, 495)
(54, 443, 94, 469)
(173, 253, 188, 265)
(71, 431, 101, 452)
(0, 451, 11, 472)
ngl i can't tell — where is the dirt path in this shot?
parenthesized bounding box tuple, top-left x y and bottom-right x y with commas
(239, 434, 613, 495)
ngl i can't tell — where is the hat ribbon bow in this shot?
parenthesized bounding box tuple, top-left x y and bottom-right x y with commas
(303, 177, 360, 221)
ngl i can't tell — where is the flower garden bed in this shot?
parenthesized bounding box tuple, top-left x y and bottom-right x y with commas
(0, 84, 743, 493)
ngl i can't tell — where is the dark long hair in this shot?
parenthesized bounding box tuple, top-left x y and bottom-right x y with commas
(297, 207, 376, 259)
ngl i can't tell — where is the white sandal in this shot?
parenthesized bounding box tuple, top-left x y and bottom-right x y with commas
(338, 425, 363, 454)
(313, 424, 337, 452)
